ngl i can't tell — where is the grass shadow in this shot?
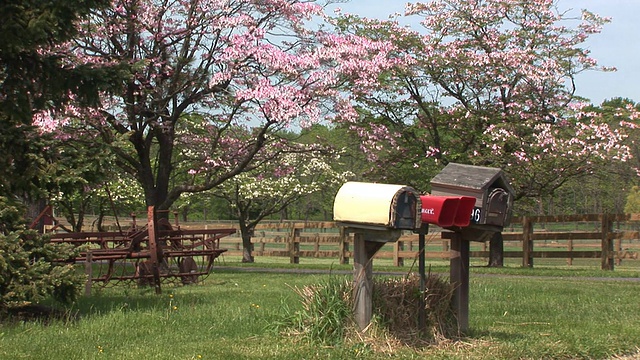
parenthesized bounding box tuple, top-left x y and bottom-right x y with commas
(68, 281, 226, 318)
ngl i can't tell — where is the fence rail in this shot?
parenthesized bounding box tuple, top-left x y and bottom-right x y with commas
(187, 213, 640, 270)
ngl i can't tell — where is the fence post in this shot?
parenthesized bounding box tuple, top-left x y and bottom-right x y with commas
(615, 237, 622, 266)
(601, 215, 614, 270)
(339, 227, 349, 264)
(567, 238, 573, 266)
(314, 234, 320, 258)
(481, 240, 487, 263)
(289, 227, 300, 264)
(442, 239, 449, 252)
(394, 240, 404, 267)
(522, 216, 534, 268)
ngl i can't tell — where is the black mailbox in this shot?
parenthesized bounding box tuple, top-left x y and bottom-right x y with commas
(430, 163, 514, 235)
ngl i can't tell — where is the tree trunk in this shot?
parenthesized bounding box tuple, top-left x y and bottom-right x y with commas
(487, 232, 504, 267)
(96, 211, 105, 232)
(25, 197, 47, 233)
(181, 205, 189, 223)
(238, 212, 255, 263)
(241, 231, 254, 263)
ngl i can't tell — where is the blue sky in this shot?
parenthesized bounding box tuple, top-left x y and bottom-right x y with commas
(330, 0, 640, 105)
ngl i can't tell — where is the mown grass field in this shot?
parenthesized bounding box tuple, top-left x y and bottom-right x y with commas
(1, 261, 640, 359)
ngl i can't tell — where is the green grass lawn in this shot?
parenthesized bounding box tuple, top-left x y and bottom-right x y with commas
(216, 253, 640, 277)
(1, 266, 639, 359)
(469, 277, 640, 359)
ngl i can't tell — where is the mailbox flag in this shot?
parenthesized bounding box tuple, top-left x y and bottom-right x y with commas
(420, 195, 477, 227)
(420, 195, 457, 227)
(452, 196, 476, 227)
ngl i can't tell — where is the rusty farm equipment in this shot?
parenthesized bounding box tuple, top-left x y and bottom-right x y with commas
(48, 207, 235, 293)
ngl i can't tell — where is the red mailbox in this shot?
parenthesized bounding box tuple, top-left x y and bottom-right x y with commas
(420, 195, 476, 227)
(452, 196, 476, 227)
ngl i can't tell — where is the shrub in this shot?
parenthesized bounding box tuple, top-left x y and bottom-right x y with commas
(0, 197, 84, 314)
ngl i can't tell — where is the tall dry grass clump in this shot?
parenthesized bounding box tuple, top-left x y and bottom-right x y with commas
(278, 273, 458, 352)
(367, 273, 458, 347)
(275, 277, 352, 346)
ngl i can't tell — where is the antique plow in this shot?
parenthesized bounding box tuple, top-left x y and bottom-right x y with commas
(49, 207, 235, 294)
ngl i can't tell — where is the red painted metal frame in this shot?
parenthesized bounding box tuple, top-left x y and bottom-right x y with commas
(49, 207, 235, 288)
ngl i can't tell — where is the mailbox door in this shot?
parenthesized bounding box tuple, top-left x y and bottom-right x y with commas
(420, 195, 457, 227)
(485, 188, 510, 226)
(453, 196, 476, 227)
(393, 191, 419, 230)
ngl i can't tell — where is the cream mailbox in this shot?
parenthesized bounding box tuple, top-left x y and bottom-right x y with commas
(333, 181, 421, 233)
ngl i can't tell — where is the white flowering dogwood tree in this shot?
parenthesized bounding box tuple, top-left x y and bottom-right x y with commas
(214, 149, 353, 262)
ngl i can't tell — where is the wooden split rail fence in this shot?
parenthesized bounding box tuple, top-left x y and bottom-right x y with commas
(191, 214, 640, 270)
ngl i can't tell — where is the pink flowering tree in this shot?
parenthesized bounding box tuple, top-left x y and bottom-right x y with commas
(42, 0, 394, 215)
(333, 0, 638, 202)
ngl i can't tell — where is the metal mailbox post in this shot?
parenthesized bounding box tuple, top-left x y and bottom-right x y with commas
(334, 182, 421, 330)
(429, 163, 514, 332)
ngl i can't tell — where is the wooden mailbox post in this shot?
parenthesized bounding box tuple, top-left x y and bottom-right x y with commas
(430, 163, 514, 332)
(334, 182, 421, 330)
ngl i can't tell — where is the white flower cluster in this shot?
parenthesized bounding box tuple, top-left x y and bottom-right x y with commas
(221, 152, 353, 201)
